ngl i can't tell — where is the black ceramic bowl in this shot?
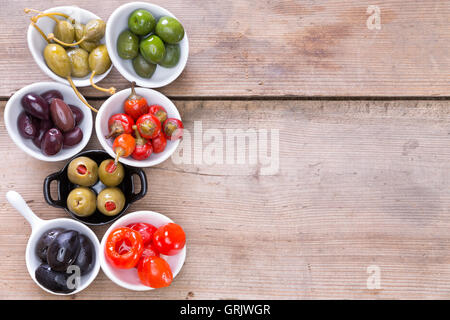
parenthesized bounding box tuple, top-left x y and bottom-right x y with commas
(43, 150, 147, 225)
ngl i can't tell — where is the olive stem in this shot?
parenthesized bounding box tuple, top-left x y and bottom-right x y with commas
(114, 148, 124, 166)
(47, 33, 84, 47)
(31, 11, 71, 22)
(90, 71, 116, 95)
(67, 76, 98, 113)
(25, 9, 60, 22)
(29, 20, 50, 43)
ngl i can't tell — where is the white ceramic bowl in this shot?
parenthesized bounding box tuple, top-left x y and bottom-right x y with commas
(95, 87, 181, 167)
(105, 2, 189, 88)
(6, 191, 101, 296)
(4, 82, 93, 162)
(100, 211, 186, 291)
(27, 6, 112, 87)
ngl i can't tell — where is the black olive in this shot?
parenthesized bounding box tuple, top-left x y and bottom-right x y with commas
(35, 228, 66, 262)
(73, 234, 95, 275)
(46, 230, 80, 272)
(35, 263, 75, 294)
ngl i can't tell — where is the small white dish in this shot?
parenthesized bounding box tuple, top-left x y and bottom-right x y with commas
(4, 81, 93, 162)
(27, 6, 112, 87)
(100, 210, 186, 291)
(105, 2, 189, 88)
(95, 87, 181, 167)
(6, 191, 101, 296)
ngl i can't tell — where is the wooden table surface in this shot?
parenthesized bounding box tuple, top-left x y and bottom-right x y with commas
(1, 0, 450, 300)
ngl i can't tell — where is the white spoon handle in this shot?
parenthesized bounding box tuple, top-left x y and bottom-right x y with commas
(6, 191, 43, 230)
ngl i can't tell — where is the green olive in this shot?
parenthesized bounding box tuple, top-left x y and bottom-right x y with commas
(67, 48, 90, 77)
(44, 44, 71, 78)
(84, 19, 106, 42)
(54, 20, 75, 45)
(98, 159, 125, 187)
(89, 44, 112, 75)
(74, 22, 84, 41)
(67, 156, 99, 186)
(158, 43, 180, 68)
(117, 29, 139, 59)
(132, 54, 157, 78)
(155, 16, 184, 44)
(97, 187, 125, 216)
(67, 187, 97, 217)
(128, 9, 156, 36)
(139, 34, 165, 64)
(74, 22, 98, 52)
(80, 40, 99, 52)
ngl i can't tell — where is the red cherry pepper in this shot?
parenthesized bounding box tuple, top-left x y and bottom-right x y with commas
(113, 133, 136, 164)
(131, 125, 153, 160)
(105, 227, 144, 269)
(148, 105, 168, 124)
(136, 113, 161, 140)
(126, 222, 158, 246)
(124, 82, 149, 120)
(106, 113, 134, 139)
(151, 133, 167, 153)
(163, 118, 184, 141)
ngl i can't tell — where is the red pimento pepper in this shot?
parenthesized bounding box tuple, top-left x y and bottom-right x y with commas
(151, 133, 167, 153)
(112, 133, 136, 164)
(105, 227, 144, 269)
(136, 113, 161, 140)
(131, 125, 153, 161)
(106, 113, 134, 139)
(124, 82, 149, 120)
(163, 118, 184, 141)
(148, 105, 168, 124)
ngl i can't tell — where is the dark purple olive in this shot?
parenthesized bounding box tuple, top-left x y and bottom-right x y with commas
(41, 128, 63, 156)
(35, 263, 75, 293)
(46, 230, 80, 272)
(41, 90, 64, 105)
(32, 119, 53, 148)
(21, 93, 49, 120)
(50, 98, 75, 132)
(63, 127, 83, 148)
(17, 112, 37, 139)
(35, 228, 66, 262)
(68, 105, 84, 125)
(73, 234, 95, 275)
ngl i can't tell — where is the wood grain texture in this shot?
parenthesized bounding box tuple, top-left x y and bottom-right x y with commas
(0, 0, 449, 98)
(1, 99, 450, 299)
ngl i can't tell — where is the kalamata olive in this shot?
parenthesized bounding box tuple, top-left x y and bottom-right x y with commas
(41, 128, 63, 156)
(50, 98, 75, 132)
(35, 263, 75, 293)
(21, 93, 49, 120)
(41, 90, 64, 105)
(46, 230, 80, 272)
(32, 119, 53, 148)
(35, 228, 65, 262)
(17, 112, 38, 139)
(63, 127, 83, 148)
(73, 234, 95, 275)
(68, 105, 84, 125)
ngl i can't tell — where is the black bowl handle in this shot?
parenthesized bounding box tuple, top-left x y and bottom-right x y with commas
(43, 172, 65, 208)
(128, 168, 148, 204)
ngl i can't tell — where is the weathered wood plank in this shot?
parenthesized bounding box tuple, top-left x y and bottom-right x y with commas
(1, 99, 450, 299)
(0, 0, 449, 98)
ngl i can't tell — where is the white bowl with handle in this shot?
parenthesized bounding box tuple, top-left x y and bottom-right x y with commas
(6, 191, 101, 295)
